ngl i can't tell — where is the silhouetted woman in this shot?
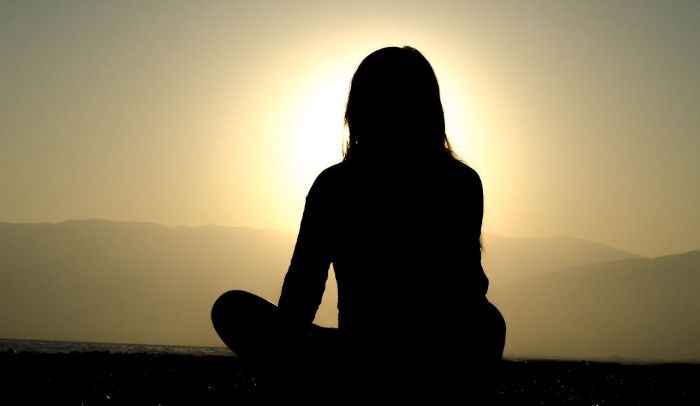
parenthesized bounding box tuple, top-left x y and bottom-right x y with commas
(212, 46, 506, 400)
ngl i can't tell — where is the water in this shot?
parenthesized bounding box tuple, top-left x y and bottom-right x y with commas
(0, 338, 233, 357)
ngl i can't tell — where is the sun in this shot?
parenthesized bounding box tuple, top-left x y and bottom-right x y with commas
(278, 65, 351, 198)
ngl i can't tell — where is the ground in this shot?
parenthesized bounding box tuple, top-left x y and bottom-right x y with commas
(1, 351, 698, 404)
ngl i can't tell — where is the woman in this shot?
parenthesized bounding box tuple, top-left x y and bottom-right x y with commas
(212, 46, 506, 399)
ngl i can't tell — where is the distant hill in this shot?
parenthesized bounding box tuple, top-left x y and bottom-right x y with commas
(0, 220, 296, 347)
(489, 251, 700, 362)
(2, 219, 686, 361)
(481, 235, 642, 287)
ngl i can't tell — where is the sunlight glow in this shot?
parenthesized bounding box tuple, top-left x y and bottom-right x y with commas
(278, 65, 351, 197)
(442, 82, 476, 161)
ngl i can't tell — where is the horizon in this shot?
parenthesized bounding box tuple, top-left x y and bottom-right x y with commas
(3, 217, 700, 259)
(4, 336, 697, 365)
(1, 216, 699, 258)
(2, 218, 699, 362)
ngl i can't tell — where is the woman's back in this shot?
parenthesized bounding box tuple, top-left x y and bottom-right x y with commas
(280, 156, 489, 351)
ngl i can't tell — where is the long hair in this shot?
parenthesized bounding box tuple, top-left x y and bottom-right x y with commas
(343, 46, 454, 161)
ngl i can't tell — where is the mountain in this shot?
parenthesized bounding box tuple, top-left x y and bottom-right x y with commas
(0, 220, 297, 347)
(489, 251, 700, 362)
(0, 219, 674, 358)
(481, 235, 642, 287)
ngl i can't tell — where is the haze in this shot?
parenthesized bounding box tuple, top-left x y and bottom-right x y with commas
(2, 220, 698, 362)
(2, 1, 698, 257)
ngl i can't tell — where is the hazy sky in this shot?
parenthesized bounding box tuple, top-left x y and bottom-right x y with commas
(2, 1, 698, 257)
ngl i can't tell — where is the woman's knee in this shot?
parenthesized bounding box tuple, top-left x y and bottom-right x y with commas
(211, 290, 278, 330)
(487, 302, 506, 333)
(211, 290, 249, 325)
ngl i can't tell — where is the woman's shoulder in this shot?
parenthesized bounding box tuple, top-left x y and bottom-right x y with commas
(306, 161, 348, 198)
(314, 161, 348, 184)
(446, 158, 482, 188)
(310, 158, 482, 189)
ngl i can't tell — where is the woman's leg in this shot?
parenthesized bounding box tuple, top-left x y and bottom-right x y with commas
(480, 300, 507, 362)
(422, 300, 506, 401)
(211, 290, 340, 396)
(468, 300, 507, 402)
(211, 290, 280, 362)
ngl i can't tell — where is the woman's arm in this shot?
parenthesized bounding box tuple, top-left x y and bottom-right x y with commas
(471, 167, 489, 296)
(278, 173, 333, 325)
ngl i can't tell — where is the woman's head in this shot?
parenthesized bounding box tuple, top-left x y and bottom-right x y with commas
(344, 46, 453, 161)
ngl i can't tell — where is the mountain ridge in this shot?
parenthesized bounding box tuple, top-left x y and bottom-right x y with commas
(490, 250, 700, 362)
(1, 219, 697, 361)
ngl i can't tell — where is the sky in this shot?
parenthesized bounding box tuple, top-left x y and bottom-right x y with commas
(1, 0, 699, 257)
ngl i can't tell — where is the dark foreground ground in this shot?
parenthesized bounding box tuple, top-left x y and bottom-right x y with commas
(1, 351, 698, 405)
